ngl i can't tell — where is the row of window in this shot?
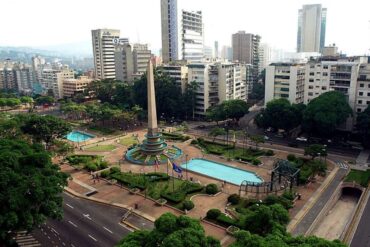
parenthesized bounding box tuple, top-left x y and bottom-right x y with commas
(358, 92, 370, 96)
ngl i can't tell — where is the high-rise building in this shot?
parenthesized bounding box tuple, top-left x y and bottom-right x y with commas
(158, 64, 188, 92)
(32, 56, 45, 82)
(221, 46, 233, 61)
(214, 41, 219, 58)
(41, 66, 74, 98)
(14, 64, 35, 93)
(181, 10, 204, 62)
(63, 76, 92, 98)
(232, 31, 260, 81)
(258, 43, 272, 73)
(115, 43, 151, 83)
(161, 0, 178, 63)
(297, 4, 327, 53)
(203, 46, 213, 60)
(91, 29, 120, 79)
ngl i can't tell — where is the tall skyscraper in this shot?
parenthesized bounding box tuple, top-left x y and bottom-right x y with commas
(232, 31, 260, 81)
(214, 41, 219, 58)
(258, 43, 272, 73)
(297, 4, 327, 53)
(161, 0, 178, 63)
(91, 29, 120, 79)
(181, 10, 204, 62)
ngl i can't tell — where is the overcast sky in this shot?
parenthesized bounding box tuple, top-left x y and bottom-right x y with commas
(1, 0, 369, 55)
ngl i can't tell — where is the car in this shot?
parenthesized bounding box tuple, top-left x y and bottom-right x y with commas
(296, 136, 308, 142)
(264, 135, 270, 140)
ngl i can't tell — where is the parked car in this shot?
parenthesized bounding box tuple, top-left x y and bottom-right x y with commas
(296, 136, 308, 142)
(264, 135, 270, 141)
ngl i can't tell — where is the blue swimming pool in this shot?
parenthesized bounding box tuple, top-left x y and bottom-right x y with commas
(181, 158, 262, 185)
(66, 131, 95, 142)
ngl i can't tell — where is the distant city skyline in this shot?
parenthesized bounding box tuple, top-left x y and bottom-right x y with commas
(1, 0, 370, 56)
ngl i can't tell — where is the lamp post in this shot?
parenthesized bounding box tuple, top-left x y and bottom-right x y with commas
(322, 149, 327, 163)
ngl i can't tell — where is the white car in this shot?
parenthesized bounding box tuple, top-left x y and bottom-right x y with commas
(264, 135, 270, 140)
(296, 136, 308, 142)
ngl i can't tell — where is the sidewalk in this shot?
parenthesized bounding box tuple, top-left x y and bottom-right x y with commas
(62, 164, 230, 244)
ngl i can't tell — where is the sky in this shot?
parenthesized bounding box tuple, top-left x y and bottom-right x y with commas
(1, 0, 369, 56)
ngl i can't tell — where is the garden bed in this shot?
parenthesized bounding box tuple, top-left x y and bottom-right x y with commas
(66, 154, 108, 171)
(345, 169, 370, 187)
(85, 144, 116, 152)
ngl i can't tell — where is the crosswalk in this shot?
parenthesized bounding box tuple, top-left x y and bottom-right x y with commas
(15, 231, 41, 247)
(337, 161, 349, 170)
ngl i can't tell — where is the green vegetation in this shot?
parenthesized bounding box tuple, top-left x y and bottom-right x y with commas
(66, 155, 108, 171)
(205, 183, 219, 195)
(356, 105, 370, 147)
(162, 132, 190, 141)
(228, 194, 241, 205)
(88, 125, 118, 135)
(0, 138, 68, 242)
(206, 99, 249, 124)
(197, 138, 267, 164)
(255, 98, 306, 132)
(116, 213, 220, 247)
(85, 144, 117, 152)
(345, 169, 370, 187)
(182, 200, 195, 211)
(304, 144, 327, 159)
(285, 154, 327, 184)
(303, 91, 352, 137)
(120, 136, 138, 146)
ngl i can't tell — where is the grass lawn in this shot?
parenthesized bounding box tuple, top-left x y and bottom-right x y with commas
(345, 169, 370, 187)
(88, 125, 119, 135)
(85, 145, 116, 152)
(120, 136, 138, 146)
(147, 178, 184, 200)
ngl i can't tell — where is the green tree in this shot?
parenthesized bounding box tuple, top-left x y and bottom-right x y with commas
(222, 99, 250, 123)
(21, 114, 71, 148)
(250, 135, 265, 149)
(356, 105, 370, 147)
(255, 99, 305, 132)
(304, 144, 327, 160)
(249, 82, 265, 101)
(208, 127, 226, 142)
(0, 138, 68, 241)
(206, 104, 226, 124)
(35, 96, 55, 106)
(182, 80, 199, 119)
(117, 213, 220, 247)
(303, 91, 352, 136)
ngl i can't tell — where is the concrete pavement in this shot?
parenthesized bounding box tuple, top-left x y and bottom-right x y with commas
(32, 193, 133, 247)
(351, 189, 370, 247)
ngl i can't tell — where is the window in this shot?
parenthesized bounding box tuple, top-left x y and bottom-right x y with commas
(308, 92, 313, 96)
(309, 79, 314, 82)
(323, 65, 329, 69)
(368, 84, 370, 88)
(360, 83, 364, 87)
(310, 72, 314, 76)
(367, 101, 370, 105)
(357, 108, 362, 113)
(317, 72, 321, 74)
(359, 92, 364, 96)
(322, 86, 327, 90)
(368, 92, 370, 97)
(358, 100, 363, 104)
(309, 86, 313, 89)
(323, 72, 328, 76)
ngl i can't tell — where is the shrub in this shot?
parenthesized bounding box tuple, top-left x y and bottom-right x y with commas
(161, 191, 186, 203)
(235, 156, 255, 162)
(110, 167, 121, 174)
(84, 162, 98, 171)
(183, 200, 194, 211)
(252, 159, 261, 166)
(287, 154, 296, 162)
(206, 209, 221, 220)
(216, 214, 237, 227)
(265, 150, 274, 156)
(205, 183, 219, 195)
(228, 194, 241, 205)
(100, 170, 110, 178)
(191, 139, 198, 145)
(99, 160, 109, 169)
(145, 172, 170, 182)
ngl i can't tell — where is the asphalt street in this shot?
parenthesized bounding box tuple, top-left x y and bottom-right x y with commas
(351, 194, 370, 247)
(32, 193, 132, 247)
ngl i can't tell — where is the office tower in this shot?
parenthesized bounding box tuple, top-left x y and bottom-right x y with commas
(297, 4, 327, 53)
(232, 31, 260, 81)
(63, 76, 92, 98)
(221, 46, 233, 61)
(0, 63, 16, 90)
(14, 64, 35, 93)
(91, 29, 120, 79)
(41, 66, 74, 98)
(214, 41, 219, 58)
(158, 64, 188, 92)
(181, 10, 204, 62)
(115, 43, 151, 83)
(258, 43, 272, 73)
(203, 46, 213, 60)
(32, 56, 45, 82)
(161, 0, 178, 63)
(265, 63, 306, 105)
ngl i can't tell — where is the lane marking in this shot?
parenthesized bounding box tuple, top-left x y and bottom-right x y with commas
(51, 228, 59, 235)
(103, 227, 113, 234)
(88, 234, 97, 242)
(66, 203, 74, 209)
(68, 221, 78, 228)
(83, 214, 92, 220)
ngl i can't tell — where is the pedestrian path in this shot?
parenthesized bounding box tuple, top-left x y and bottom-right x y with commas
(15, 231, 41, 247)
(356, 150, 370, 167)
(337, 161, 349, 170)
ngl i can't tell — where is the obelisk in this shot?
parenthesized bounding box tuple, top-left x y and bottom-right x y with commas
(147, 60, 158, 136)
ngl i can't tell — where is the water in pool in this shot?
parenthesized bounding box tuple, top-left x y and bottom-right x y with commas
(181, 158, 262, 185)
(66, 131, 95, 142)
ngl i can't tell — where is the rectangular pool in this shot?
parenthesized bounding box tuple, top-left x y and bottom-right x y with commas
(181, 158, 262, 185)
(66, 131, 95, 142)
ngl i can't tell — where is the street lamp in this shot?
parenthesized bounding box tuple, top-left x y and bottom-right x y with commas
(322, 148, 327, 163)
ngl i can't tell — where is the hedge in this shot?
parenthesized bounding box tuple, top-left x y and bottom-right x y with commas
(110, 173, 147, 190)
(206, 209, 221, 220)
(145, 172, 170, 182)
(228, 194, 241, 205)
(206, 184, 219, 195)
(216, 214, 237, 227)
(183, 200, 194, 210)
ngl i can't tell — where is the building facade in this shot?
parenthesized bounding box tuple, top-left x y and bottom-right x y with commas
(265, 63, 306, 105)
(41, 67, 74, 99)
(158, 64, 188, 92)
(258, 43, 272, 74)
(297, 4, 327, 53)
(161, 0, 178, 63)
(181, 10, 204, 63)
(91, 29, 120, 80)
(63, 76, 92, 98)
(232, 31, 260, 81)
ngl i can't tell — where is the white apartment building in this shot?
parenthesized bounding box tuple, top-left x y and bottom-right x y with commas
(91, 29, 120, 80)
(181, 10, 204, 63)
(63, 76, 92, 98)
(161, 0, 178, 63)
(188, 62, 247, 116)
(258, 43, 272, 73)
(115, 43, 151, 83)
(41, 67, 74, 99)
(265, 63, 306, 105)
(14, 64, 34, 93)
(158, 64, 188, 92)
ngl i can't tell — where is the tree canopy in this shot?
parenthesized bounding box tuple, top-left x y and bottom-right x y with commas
(117, 213, 220, 247)
(0, 138, 68, 240)
(255, 99, 305, 132)
(302, 91, 352, 136)
(304, 144, 327, 160)
(356, 105, 370, 147)
(206, 99, 249, 124)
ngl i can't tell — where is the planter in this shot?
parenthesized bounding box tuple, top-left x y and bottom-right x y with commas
(226, 225, 240, 235)
(129, 188, 140, 195)
(155, 198, 167, 206)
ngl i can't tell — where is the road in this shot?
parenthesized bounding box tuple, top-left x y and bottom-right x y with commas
(351, 194, 370, 247)
(32, 193, 132, 247)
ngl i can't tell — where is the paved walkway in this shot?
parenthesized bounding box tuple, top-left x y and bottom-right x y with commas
(290, 167, 348, 236)
(356, 149, 370, 167)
